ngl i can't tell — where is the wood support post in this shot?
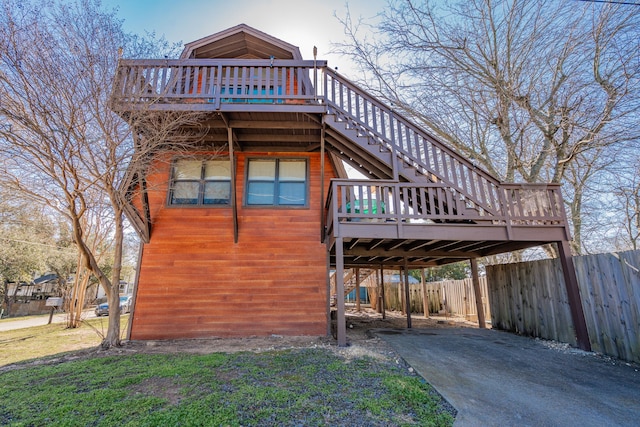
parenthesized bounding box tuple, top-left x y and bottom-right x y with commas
(470, 258, 486, 329)
(403, 258, 412, 329)
(375, 266, 382, 314)
(336, 238, 347, 347)
(399, 268, 405, 314)
(557, 240, 591, 351)
(463, 275, 471, 320)
(355, 268, 361, 312)
(380, 264, 386, 319)
(326, 246, 331, 337)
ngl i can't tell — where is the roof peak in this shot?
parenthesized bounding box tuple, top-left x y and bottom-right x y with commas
(180, 24, 303, 60)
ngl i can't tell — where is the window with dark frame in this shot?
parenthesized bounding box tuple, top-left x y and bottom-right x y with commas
(246, 159, 307, 206)
(169, 159, 231, 206)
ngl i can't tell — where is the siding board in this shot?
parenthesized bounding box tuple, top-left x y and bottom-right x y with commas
(131, 151, 335, 340)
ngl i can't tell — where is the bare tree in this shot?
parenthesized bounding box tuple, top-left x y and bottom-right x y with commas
(334, 0, 640, 254)
(0, 0, 207, 347)
(613, 160, 640, 251)
(65, 195, 115, 328)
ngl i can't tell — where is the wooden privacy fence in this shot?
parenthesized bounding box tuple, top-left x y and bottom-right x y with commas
(367, 276, 490, 322)
(487, 249, 640, 363)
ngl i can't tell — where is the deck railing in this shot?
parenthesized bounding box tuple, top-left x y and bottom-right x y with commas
(500, 183, 567, 225)
(325, 179, 567, 238)
(111, 59, 324, 110)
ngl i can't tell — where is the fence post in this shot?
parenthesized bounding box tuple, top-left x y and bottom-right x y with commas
(463, 277, 471, 320)
(471, 258, 486, 328)
(403, 258, 412, 329)
(355, 268, 361, 312)
(421, 268, 429, 318)
(380, 264, 386, 319)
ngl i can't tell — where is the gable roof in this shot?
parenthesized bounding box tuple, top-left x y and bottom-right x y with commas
(180, 23, 303, 60)
(33, 274, 58, 285)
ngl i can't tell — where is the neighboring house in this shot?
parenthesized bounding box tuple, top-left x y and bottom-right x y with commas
(7, 274, 59, 302)
(384, 274, 420, 286)
(4, 274, 62, 316)
(111, 24, 590, 349)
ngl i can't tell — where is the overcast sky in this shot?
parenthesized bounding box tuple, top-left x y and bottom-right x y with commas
(103, 0, 385, 78)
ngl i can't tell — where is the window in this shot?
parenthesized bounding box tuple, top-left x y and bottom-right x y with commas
(246, 159, 307, 206)
(169, 159, 231, 206)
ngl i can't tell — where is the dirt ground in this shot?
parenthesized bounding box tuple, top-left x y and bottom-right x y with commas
(116, 307, 480, 360)
(2, 307, 479, 372)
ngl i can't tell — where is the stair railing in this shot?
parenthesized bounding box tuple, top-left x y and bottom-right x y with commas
(322, 68, 502, 216)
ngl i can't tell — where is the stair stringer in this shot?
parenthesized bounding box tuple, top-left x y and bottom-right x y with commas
(324, 114, 429, 183)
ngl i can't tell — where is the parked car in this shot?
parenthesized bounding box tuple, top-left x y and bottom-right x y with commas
(95, 296, 132, 316)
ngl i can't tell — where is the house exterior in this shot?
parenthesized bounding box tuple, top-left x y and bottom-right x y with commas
(4, 274, 62, 316)
(111, 24, 590, 349)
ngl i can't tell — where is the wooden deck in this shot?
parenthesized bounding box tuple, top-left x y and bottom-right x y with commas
(325, 179, 570, 268)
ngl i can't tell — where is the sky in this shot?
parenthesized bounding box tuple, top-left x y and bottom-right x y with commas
(103, 0, 386, 78)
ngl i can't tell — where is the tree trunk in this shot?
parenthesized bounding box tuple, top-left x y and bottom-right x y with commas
(102, 287, 121, 348)
(73, 273, 90, 326)
(102, 207, 125, 348)
(67, 254, 85, 328)
(1, 279, 8, 316)
(68, 201, 121, 348)
(67, 267, 81, 328)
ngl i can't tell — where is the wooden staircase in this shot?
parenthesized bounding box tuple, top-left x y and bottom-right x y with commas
(322, 69, 503, 218)
(324, 113, 429, 183)
(330, 268, 377, 302)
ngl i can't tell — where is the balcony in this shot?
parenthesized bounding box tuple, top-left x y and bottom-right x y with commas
(110, 59, 326, 113)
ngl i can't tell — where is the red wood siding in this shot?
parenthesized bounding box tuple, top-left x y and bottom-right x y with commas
(130, 152, 335, 339)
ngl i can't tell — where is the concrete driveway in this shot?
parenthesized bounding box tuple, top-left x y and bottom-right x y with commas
(376, 327, 640, 426)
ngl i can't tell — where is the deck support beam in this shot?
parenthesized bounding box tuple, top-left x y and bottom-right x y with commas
(557, 240, 591, 351)
(140, 176, 151, 241)
(131, 132, 151, 242)
(336, 238, 347, 347)
(470, 258, 486, 328)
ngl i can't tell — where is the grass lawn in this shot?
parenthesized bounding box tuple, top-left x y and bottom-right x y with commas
(0, 318, 454, 426)
(0, 315, 128, 367)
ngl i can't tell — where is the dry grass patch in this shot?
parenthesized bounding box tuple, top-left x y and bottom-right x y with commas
(0, 315, 128, 367)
